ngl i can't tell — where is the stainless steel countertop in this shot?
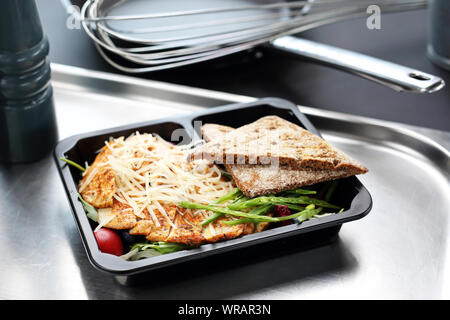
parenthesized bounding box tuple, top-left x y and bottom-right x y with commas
(1, 64, 449, 299)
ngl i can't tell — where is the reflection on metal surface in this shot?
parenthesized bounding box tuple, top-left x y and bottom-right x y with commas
(0, 63, 448, 299)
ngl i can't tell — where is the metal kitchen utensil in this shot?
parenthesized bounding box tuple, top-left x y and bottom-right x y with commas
(75, 0, 445, 93)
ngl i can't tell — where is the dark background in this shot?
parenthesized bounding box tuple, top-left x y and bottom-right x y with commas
(36, 1, 449, 131)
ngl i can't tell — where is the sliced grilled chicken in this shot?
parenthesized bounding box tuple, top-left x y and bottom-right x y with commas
(97, 199, 137, 229)
(79, 148, 115, 208)
(166, 210, 205, 245)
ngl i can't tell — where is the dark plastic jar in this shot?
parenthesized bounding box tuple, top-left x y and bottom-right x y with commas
(0, 0, 58, 163)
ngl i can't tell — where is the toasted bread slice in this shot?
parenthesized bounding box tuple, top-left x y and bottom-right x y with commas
(201, 123, 367, 198)
(225, 163, 362, 198)
(192, 116, 368, 173)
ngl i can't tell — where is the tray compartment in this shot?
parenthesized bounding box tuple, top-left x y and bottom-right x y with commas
(192, 101, 310, 131)
(54, 98, 372, 277)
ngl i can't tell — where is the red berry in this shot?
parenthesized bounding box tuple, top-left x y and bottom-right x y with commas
(274, 205, 291, 216)
(94, 228, 124, 256)
(273, 205, 293, 226)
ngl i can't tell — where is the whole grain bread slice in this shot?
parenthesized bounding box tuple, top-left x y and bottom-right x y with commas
(201, 123, 368, 198)
(191, 116, 368, 173)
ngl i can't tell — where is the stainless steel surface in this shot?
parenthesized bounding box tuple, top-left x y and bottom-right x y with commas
(271, 36, 446, 93)
(71, 0, 447, 94)
(0, 63, 449, 299)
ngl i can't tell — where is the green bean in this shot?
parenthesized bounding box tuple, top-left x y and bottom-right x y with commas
(284, 188, 317, 195)
(199, 212, 223, 226)
(200, 201, 273, 226)
(179, 202, 278, 222)
(296, 206, 323, 223)
(222, 217, 265, 225)
(199, 188, 243, 225)
(248, 203, 273, 215)
(197, 188, 243, 225)
(227, 195, 340, 210)
(60, 157, 85, 172)
(231, 194, 248, 204)
(213, 203, 273, 226)
(212, 188, 241, 204)
(223, 205, 322, 225)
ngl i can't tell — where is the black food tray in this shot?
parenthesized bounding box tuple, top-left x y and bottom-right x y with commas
(54, 98, 372, 276)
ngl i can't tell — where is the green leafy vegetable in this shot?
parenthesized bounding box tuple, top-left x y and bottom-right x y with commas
(78, 194, 97, 222)
(123, 248, 162, 261)
(131, 241, 190, 254)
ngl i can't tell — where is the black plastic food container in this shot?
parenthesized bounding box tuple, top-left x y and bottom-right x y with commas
(54, 98, 372, 279)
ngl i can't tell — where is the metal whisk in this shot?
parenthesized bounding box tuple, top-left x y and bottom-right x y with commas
(77, 0, 445, 93)
(79, 0, 427, 72)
